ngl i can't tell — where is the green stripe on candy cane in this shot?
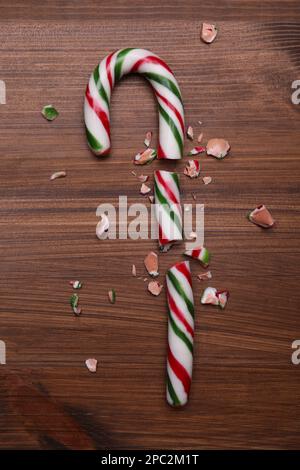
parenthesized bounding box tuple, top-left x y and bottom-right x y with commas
(114, 48, 135, 82)
(167, 373, 181, 406)
(93, 66, 109, 108)
(86, 127, 103, 152)
(144, 72, 183, 104)
(167, 270, 194, 318)
(154, 179, 182, 236)
(158, 104, 183, 155)
(168, 311, 193, 354)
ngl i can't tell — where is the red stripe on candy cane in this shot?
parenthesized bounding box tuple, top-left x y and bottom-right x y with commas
(174, 262, 192, 288)
(168, 346, 191, 395)
(155, 89, 185, 134)
(106, 52, 115, 90)
(167, 291, 194, 337)
(85, 84, 110, 137)
(131, 55, 173, 75)
(155, 171, 179, 205)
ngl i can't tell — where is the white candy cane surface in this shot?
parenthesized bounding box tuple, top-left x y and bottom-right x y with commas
(154, 170, 183, 246)
(84, 48, 184, 159)
(166, 261, 194, 406)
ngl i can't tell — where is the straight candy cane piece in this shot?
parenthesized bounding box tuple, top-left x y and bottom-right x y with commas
(166, 260, 195, 407)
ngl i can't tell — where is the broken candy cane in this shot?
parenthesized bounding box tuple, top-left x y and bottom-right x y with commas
(154, 170, 182, 247)
(201, 287, 229, 309)
(166, 261, 194, 407)
(84, 48, 184, 159)
(184, 246, 211, 267)
(248, 204, 275, 228)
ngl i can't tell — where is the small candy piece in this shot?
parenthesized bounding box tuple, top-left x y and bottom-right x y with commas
(108, 289, 116, 304)
(201, 287, 229, 309)
(70, 293, 81, 315)
(140, 183, 151, 195)
(184, 246, 211, 267)
(132, 264, 137, 277)
(85, 358, 97, 373)
(203, 176, 212, 185)
(148, 280, 163, 296)
(42, 104, 59, 121)
(144, 131, 152, 148)
(187, 125, 194, 140)
(197, 132, 203, 143)
(96, 214, 109, 239)
(188, 146, 205, 156)
(50, 171, 66, 181)
(184, 160, 201, 178)
(134, 148, 157, 165)
(69, 280, 82, 289)
(137, 174, 149, 183)
(201, 23, 218, 44)
(197, 271, 212, 281)
(144, 251, 159, 277)
(206, 138, 230, 159)
(247, 204, 275, 228)
(148, 195, 154, 203)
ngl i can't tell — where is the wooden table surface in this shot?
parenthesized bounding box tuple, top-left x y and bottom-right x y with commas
(0, 0, 300, 450)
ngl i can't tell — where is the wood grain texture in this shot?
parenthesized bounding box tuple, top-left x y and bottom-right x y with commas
(0, 0, 300, 450)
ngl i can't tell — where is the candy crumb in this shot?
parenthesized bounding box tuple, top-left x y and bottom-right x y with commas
(85, 358, 97, 373)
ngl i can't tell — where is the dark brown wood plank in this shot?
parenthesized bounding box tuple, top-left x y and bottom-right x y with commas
(0, 1, 299, 449)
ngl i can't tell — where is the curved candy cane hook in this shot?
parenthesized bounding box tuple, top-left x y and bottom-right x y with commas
(84, 48, 184, 159)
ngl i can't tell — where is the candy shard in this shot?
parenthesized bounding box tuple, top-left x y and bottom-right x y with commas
(184, 160, 201, 178)
(188, 146, 205, 156)
(140, 183, 151, 195)
(144, 131, 152, 148)
(248, 204, 275, 228)
(69, 280, 82, 289)
(134, 148, 157, 165)
(187, 125, 194, 140)
(85, 358, 97, 373)
(132, 264, 137, 277)
(197, 271, 212, 281)
(148, 280, 163, 296)
(108, 289, 116, 304)
(144, 251, 159, 277)
(96, 214, 109, 239)
(50, 171, 66, 181)
(201, 23, 218, 44)
(206, 138, 230, 159)
(42, 104, 59, 121)
(201, 287, 229, 309)
(203, 176, 212, 185)
(70, 293, 81, 315)
(184, 245, 211, 267)
(137, 174, 149, 183)
(197, 132, 204, 143)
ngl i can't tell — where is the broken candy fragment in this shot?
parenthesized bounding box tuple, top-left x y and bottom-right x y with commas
(203, 176, 212, 185)
(137, 174, 149, 183)
(85, 358, 97, 373)
(201, 23, 218, 44)
(206, 138, 230, 159)
(201, 287, 229, 309)
(187, 125, 194, 140)
(184, 246, 211, 267)
(144, 251, 159, 277)
(42, 104, 59, 121)
(140, 183, 151, 195)
(50, 171, 66, 181)
(188, 146, 205, 156)
(96, 214, 109, 239)
(148, 280, 163, 296)
(70, 293, 81, 316)
(132, 264, 137, 277)
(108, 289, 116, 304)
(134, 148, 157, 165)
(197, 271, 212, 281)
(197, 132, 204, 143)
(69, 280, 82, 289)
(144, 131, 152, 148)
(247, 204, 275, 228)
(184, 160, 201, 178)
